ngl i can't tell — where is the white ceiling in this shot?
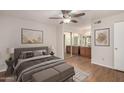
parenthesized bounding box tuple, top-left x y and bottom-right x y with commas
(0, 10, 124, 30)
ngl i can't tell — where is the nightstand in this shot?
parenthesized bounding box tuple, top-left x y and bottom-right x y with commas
(0, 61, 7, 81)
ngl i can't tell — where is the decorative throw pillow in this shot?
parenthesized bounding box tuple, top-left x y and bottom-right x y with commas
(33, 50, 43, 56)
(33, 50, 48, 56)
(19, 51, 34, 59)
(42, 50, 48, 55)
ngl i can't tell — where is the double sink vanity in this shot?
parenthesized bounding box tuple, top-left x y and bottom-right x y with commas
(66, 46, 91, 58)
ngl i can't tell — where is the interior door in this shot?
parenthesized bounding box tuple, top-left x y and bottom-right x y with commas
(114, 22, 124, 71)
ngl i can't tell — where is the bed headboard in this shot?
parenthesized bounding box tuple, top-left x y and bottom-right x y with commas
(14, 46, 49, 61)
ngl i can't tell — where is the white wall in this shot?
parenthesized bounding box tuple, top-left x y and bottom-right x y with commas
(63, 25, 91, 36)
(0, 15, 57, 64)
(56, 25, 64, 59)
(91, 13, 124, 69)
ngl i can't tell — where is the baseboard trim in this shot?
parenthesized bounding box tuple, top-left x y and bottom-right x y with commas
(92, 61, 114, 69)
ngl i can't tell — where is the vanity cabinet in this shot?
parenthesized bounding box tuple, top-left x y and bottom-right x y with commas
(66, 46, 80, 55)
(66, 46, 91, 58)
(80, 47, 91, 58)
(66, 46, 71, 54)
(72, 46, 80, 55)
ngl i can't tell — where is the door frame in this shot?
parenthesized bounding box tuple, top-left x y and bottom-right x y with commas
(64, 32, 73, 59)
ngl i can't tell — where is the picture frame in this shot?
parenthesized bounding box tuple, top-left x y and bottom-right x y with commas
(21, 28, 43, 44)
(94, 28, 110, 46)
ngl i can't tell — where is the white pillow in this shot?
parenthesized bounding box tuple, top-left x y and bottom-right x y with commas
(33, 50, 43, 56)
(33, 50, 47, 56)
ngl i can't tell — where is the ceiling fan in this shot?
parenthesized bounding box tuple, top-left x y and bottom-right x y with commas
(49, 10, 85, 24)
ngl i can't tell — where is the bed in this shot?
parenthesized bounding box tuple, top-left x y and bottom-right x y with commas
(13, 47, 75, 82)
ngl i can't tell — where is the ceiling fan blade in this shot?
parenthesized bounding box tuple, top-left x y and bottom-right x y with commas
(60, 21, 64, 24)
(71, 20, 78, 23)
(49, 17, 62, 19)
(71, 13, 85, 17)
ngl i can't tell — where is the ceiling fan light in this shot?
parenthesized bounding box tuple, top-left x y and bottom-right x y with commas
(63, 18, 71, 23)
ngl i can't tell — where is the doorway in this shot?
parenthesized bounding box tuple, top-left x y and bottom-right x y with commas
(64, 32, 91, 59)
(64, 32, 72, 59)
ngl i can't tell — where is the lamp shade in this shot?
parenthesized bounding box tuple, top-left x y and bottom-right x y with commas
(51, 46, 54, 50)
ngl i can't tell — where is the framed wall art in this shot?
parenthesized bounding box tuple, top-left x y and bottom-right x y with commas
(94, 28, 110, 46)
(21, 28, 43, 44)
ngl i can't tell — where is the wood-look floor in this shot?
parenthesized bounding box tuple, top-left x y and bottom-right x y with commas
(65, 56, 124, 82)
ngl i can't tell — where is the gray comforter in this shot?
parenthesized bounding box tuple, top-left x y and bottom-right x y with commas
(14, 56, 64, 82)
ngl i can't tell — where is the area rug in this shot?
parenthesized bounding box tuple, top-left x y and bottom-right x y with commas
(73, 68, 91, 82)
